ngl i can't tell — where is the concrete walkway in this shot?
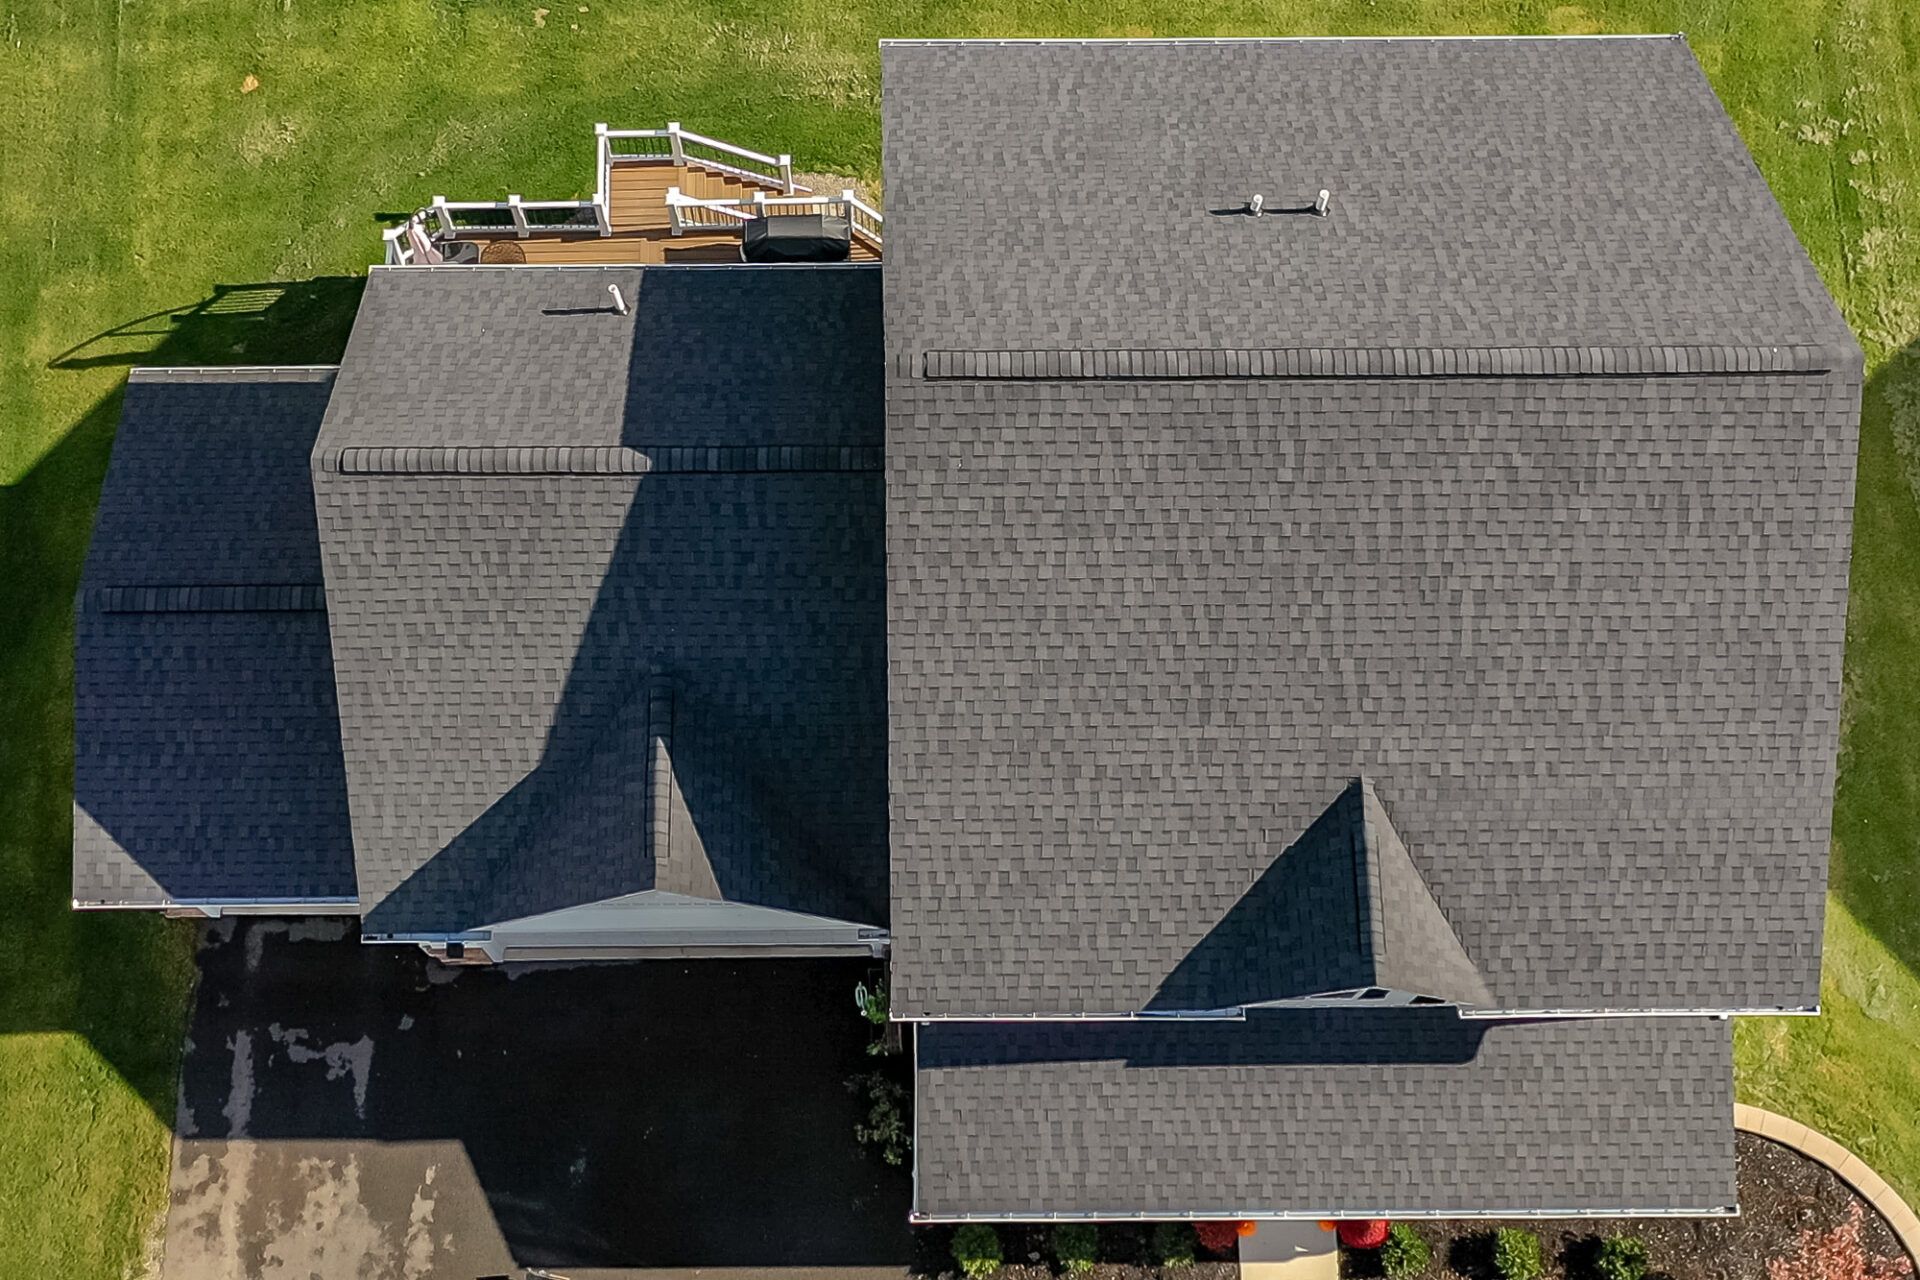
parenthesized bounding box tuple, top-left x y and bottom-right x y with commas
(1239, 1219, 1339, 1280)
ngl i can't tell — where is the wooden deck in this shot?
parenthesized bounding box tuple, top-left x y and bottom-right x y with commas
(443, 157, 880, 264)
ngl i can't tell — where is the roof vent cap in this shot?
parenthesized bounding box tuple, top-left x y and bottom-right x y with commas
(607, 283, 630, 315)
(1314, 188, 1331, 218)
(1248, 193, 1265, 217)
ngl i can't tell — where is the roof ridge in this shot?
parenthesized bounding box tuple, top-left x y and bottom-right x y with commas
(85, 583, 326, 613)
(1349, 776, 1390, 973)
(647, 678, 723, 901)
(920, 343, 1850, 381)
(1357, 779, 1494, 1007)
(316, 444, 884, 476)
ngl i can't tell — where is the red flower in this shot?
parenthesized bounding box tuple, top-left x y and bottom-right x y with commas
(1197, 1222, 1240, 1254)
(1338, 1220, 1392, 1249)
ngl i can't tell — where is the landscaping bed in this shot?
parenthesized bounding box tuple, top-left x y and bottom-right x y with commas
(1342, 1134, 1914, 1280)
(912, 1221, 1240, 1278)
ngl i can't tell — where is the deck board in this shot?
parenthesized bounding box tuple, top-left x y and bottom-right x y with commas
(438, 157, 878, 264)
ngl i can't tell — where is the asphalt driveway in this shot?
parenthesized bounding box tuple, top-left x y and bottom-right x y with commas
(161, 917, 912, 1278)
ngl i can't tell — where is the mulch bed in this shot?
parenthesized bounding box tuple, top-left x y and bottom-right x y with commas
(912, 1223, 1238, 1278)
(1342, 1133, 1914, 1280)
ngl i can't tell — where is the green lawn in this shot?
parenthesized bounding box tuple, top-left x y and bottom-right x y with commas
(6, 0, 1920, 1271)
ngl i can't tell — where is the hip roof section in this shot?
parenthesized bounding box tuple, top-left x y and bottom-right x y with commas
(879, 36, 1856, 361)
(881, 37, 1859, 1018)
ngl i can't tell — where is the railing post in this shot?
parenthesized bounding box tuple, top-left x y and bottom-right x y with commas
(594, 122, 609, 205)
(780, 154, 794, 194)
(666, 186, 684, 236)
(595, 196, 612, 237)
(431, 196, 454, 237)
(507, 194, 530, 238)
(667, 121, 685, 165)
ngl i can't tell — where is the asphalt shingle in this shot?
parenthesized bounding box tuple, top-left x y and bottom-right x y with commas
(881, 38, 1860, 1017)
(314, 265, 888, 935)
(914, 1011, 1736, 1217)
(73, 368, 356, 905)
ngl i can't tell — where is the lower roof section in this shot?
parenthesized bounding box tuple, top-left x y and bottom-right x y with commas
(73, 368, 357, 907)
(912, 1009, 1734, 1220)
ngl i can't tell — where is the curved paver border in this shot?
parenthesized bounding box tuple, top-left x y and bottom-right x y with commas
(1735, 1103, 1920, 1267)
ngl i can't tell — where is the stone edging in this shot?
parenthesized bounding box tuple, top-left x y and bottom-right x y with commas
(1735, 1103, 1920, 1267)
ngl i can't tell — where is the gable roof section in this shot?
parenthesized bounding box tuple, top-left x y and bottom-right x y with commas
(913, 1010, 1735, 1218)
(74, 368, 356, 906)
(1356, 780, 1494, 1006)
(882, 38, 1860, 1018)
(1156, 778, 1490, 1009)
(314, 265, 888, 936)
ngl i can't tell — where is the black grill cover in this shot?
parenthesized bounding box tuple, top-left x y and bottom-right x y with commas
(742, 212, 853, 263)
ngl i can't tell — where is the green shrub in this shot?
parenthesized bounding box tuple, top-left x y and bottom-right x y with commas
(953, 1223, 1002, 1278)
(1382, 1223, 1433, 1279)
(854, 974, 894, 1055)
(844, 1071, 911, 1165)
(1053, 1223, 1099, 1274)
(1595, 1235, 1650, 1280)
(1153, 1222, 1199, 1269)
(1495, 1229, 1544, 1280)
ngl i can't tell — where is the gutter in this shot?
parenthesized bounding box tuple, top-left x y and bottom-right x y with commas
(75, 897, 360, 916)
(909, 1205, 1741, 1224)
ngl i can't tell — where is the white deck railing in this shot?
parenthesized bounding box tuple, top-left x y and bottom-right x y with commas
(598, 121, 797, 198)
(428, 194, 607, 237)
(665, 187, 882, 248)
(383, 122, 868, 264)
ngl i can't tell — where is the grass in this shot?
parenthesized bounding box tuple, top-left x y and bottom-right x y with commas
(4, 0, 1920, 1271)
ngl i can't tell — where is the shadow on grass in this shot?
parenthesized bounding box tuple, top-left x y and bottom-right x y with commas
(47, 276, 364, 371)
(0, 388, 195, 1121)
(1827, 341, 1920, 986)
(0, 276, 366, 1122)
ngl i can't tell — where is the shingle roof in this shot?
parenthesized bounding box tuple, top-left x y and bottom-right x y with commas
(73, 368, 356, 905)
(881, 38, 1859, 1017)
(913, 1011, 1736, 1218)
(314, 265, 888, 935)
(878, 37, 1853, 357)
(886, 372, 1855, 1016)
(1154, 778, 1490, 1009)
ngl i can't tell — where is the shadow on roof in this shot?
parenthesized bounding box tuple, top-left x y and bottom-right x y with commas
(619, 265, 883, 452)
(361, 270, 889, 933)
(1147, 782, 1378, 1010)
(918, 1005, 1492, 1071)
(362, 460, 891, 934)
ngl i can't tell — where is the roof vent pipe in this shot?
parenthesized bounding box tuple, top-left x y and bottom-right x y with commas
(1248, 193, 1264, 217)
(607, 283, 630, 315)
(1314, 189, 1331, 218)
